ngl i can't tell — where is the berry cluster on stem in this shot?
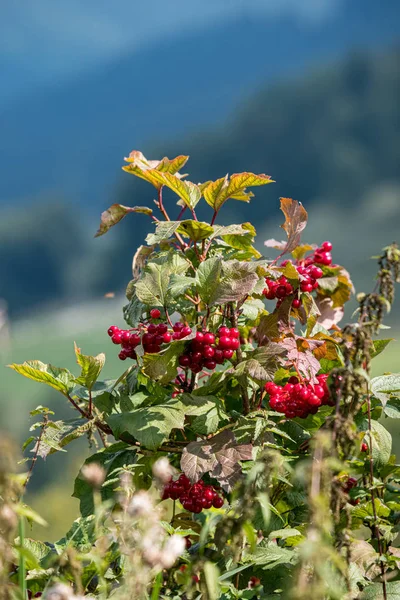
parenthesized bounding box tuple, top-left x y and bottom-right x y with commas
(162, 474, 224, 513)
(265, 373, 332, 419)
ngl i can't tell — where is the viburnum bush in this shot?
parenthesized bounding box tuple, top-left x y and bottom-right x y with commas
(3, 151, 400, 600)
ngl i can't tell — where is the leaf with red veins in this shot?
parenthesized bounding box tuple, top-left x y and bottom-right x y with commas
(280, 337, 321, 383)
(181, 430, 253, 492)
(316, 297, 345, 329)
(265, 198, 308, 256)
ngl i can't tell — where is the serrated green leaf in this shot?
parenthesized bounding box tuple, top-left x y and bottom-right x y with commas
(203, 172, 273, 212)
(245, 542, 297, 570)
(107, 400, 185, 450)
(135, 252, 188, 307)
(209, 260, 258, 305)
(143, 340, 187, 384)
(145, 221, 181, 245)
(72, 443, 136, 516)
(122, 151, 189, 189)
(317, 276, 339, 292)
(360, 581, 400, 599)
(54, 516, 96, 553)
(359, 420, 392, 469)
(8, 361, 75, 395)
(148, 171, 201, 209)
(177, 220, 214, 241)
(197, 257, 223, 304)
(371, 374, 400, 406)
(168, 274, 196, 298)
(371, 339, 394, 358)
(268, 529, 301, 540)
(123, 292, 145, 328)
(383, 396, 400, 419)
(94, 204, 137, 237)
(74, 343, 105, 390)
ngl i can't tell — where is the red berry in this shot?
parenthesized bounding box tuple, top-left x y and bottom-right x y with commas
(203, 332, 215, 344)
(361, 443, 368, 453)
(142, 332, 154, 344)
(265, 382, 280, 394)
(107, 325, 119, 337)
(218, 326, 231, 336)
(204, 360, 216, 370)
(315, 252, 332, 266)
(190, 363, 202, 374)
(300, 282, 313, 293)
(249, 576, 261, 588)
(129, 333, 141, 346)
(203, 488, 214, 501)
(150, 309, 161, 319)
(157, 323, 168, 334)
(118, 351, 127, 360)
(230, 327, 240, 339)
(179, 355, 191, 367)
(310, 266, 323, 279)
(192, 575, 200, 583)
(112, 332, 123, 344)
(312, 384, 325, 399)
(321, 241, 333, 252)
(191, 351, 203, 363)
(229, 338, 240, 350)
(275, 285, 287, 298)
(195, 331, 204, 343)
(120, 330, 130, 343)
(179, 474, 191, 489)
(299, 387, 311, 401)
(203, 345, 215, 359)
(263, 288, 276, 300)
(173, 322, 184, 331)
(148, 323, 157, 334)
(223, 349, 234, 359)
(162, 332, 172, 343)
(181, 326, 192, 337)
(214, 349, 224, 364)
(185, 537, 192, 549)
(212, 495, 224, 508)
(308, 394, 321, 407)
(146, 344, 161, 354)
(219, 336, 232, 348)
(154, 334, 164, 345)
(292, 298, 301, 309)
(285, 282, 294, 295)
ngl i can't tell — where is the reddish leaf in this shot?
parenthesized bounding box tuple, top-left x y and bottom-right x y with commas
(181, 430, 252, 492)
(280, 337, 320, 383)
(266, 198, 308, 255)
(95, 204, 136, 237)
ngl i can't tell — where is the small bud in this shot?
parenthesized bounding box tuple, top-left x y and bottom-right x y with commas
(160, 534, 186, 568)
(81, 463, 106, 488)
(128, 490, 153, 517)
(152, 457, 173, 484)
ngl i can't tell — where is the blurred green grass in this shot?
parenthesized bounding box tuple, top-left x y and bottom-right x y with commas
(1, 301, 399, 541)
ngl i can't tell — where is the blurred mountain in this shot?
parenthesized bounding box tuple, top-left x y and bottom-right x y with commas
(0, 0, 399, 209)
(1, 45, 399, 316)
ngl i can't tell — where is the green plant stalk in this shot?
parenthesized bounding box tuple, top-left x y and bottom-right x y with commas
(150, 571, 163, 600)
(18, 516, 26, 600)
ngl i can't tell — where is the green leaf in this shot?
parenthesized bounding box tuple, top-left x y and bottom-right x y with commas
(148, 171, 201, 209)
(107, 400, 185, 450)
(8, 361, 75, 395)
(33, 418, 92, 458)
(359, 420, 392, 469)
(135, 252, 188, 307)
(143, 340, 188, 384)
(203, 172, 273, 212)
(94, 204, 138, 237)
(317, 276, 339, 292)
(123, 292, 146, 328)
(145, 221, 181, 245)
(209, 261, 258, 305)
(371, 374, 400, 406)
(197, 257, 222, 305)
(383, 396, 400, 419)
(168, 274, 196, 298)
(240, 298, 265, 321)
(72, 443, 137, 516)
(204, 561, 221, 600)
(73, 343, 105, 390)
(245, 542, 297, 570)
(371, 339, 394, 358)
(122, 151, 189, 189)
(361, 582, 400, 599)
(177, 220, 214, 241)
(268, 529, 302, 541)
(181, 394, 228, 434)
(54, 516, 96, 552)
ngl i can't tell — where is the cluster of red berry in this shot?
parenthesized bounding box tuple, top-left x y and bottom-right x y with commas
(107, 309, 195, 361)
(162, 474, 224, 513)
(263, 241, 333, 309)
(178, 327, 240, 373)
(265, 373, 332, 418)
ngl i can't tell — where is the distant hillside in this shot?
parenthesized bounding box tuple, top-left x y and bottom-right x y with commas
(1, 46, 399, 316)
(0, 0, 399, 209)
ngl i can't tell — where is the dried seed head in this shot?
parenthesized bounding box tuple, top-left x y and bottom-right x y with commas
(160, 534, 186, 568)
(152, 457, 173, 484)
(81, 463, 106, 488)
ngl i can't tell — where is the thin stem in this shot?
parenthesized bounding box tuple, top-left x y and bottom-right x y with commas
(66, 393, 89, 419)
(210, 210, 218, 226)
(176, 205, 187, 220)
(88, 389, 93, 417)
(229, 302, 250, 414)
(367, 393, 387, 599)
(164, 306, 174, 328)
(24, 416, 48, 490)
(157, 186, 170, 221)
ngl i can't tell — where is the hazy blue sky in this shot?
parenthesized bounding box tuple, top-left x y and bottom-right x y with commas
(2, 0, 340, 79)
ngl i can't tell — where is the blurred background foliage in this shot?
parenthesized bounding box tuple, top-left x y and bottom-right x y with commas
(1, 0, 399, 540)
